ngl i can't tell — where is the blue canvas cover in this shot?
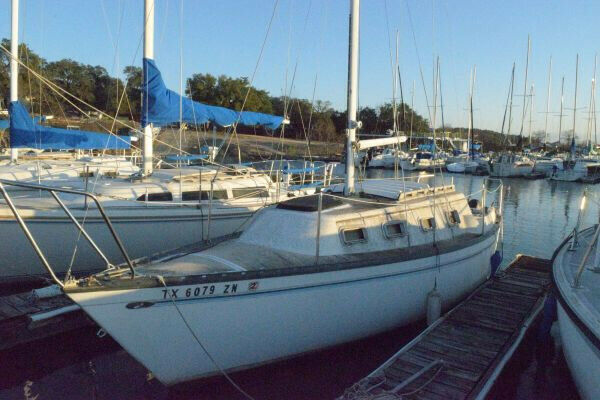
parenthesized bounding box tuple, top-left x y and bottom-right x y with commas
(141, 58, 283, 130)
(9, 101, 130, 150)
(0, 119, 8, 130)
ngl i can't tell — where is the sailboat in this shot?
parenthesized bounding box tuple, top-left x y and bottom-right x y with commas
(490, 41, 534, 178)
(0, 0, 139, 186)
(0, 0, 320, 285)
(550, 55, 600, 182)
(60, 0, 502, 385)
(552, 194, 600, 400)
(447, 67, 481, 174)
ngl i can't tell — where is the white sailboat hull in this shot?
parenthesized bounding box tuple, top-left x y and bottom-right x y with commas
(557, 303, 600, 400)
(68, 230, 498, 385)
(0, 207, 254, 283)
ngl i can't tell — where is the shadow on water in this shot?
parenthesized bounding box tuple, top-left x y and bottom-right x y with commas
(0, 322, 425, 400)
(1, 171, 594, 399)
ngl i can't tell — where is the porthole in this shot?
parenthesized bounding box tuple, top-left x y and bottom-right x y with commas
(383, 220, 408, 238)
(340, 227, 367, 245)
(420, 217, 436, 231)
(447, 210, 461, 225)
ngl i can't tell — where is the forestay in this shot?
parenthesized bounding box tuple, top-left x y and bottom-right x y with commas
(141, 58, 284, 130)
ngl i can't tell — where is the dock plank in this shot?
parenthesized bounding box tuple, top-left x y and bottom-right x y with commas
(339, 255, 552, 400)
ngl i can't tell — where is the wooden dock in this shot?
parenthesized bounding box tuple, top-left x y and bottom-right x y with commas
(0, 290, 92, 351)
(339, 254, 552, 400)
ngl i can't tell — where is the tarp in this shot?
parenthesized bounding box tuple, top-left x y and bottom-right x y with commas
(9, 101, 130, 150)
(141, 58, 284, 130)
(418, 143, 435, 152)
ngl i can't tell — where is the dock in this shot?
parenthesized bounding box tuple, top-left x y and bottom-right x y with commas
(0, 290, 92, 351)
(339, 254, 552, 400)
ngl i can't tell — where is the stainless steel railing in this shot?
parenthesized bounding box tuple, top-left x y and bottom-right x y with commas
(0, 179, 135, 287)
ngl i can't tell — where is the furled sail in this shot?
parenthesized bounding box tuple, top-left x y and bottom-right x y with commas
(9, 101, 130, 150)
(141, 58, 284, 130)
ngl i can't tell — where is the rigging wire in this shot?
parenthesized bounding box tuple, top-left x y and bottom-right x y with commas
(405, 0, 431, 124)
(220, 0, 280, 163)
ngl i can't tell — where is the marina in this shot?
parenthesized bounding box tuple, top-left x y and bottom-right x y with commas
(0, 0, 599, 399)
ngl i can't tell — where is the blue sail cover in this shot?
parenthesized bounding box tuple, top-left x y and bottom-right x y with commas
(0, 119, 8, 130)
(141, 58, 284, 130)
(9, 101, 130, 150)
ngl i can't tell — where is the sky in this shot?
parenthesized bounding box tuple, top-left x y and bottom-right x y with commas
(1, 0, 600, 143)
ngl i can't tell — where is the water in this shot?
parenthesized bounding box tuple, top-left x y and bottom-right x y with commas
(0, 171, 595, 399)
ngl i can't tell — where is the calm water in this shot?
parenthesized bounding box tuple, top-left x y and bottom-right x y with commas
(0, 171, 594, 400)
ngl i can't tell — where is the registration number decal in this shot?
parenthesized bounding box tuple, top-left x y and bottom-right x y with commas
(161, 283, 238, 299)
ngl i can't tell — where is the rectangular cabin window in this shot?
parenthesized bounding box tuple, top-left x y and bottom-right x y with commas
(231, 187, 268, 199)
(182, 190, 229, 201)
(79, 171, 95, 178)
(136, 192, 173, 202)
(447, 210, 461, 225)
(420, 217, 436, 231)
(341, 227, 367, 245)
(383, 220, 408, 239)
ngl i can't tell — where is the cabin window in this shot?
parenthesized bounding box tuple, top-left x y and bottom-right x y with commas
(79, 171, 95, 178)
(447, 210, 461, 225)
(231, 187, 268, 199)
(182, 190, 229, 201)
(136, 192, 173, 202)
(383, 220, 408, 238)
(341, 227, 367, 245)
(420, 217, 436, 231)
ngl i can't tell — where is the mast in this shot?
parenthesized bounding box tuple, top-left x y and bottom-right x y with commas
(10, 0, 19, 162)
(559, 76, 565, 146)
(528, 84, 534, 147)
(507, 63, 515, 137)
(345, 0, 359, 195)
(409, 80, 415, 150)
(143, 0, 155, 176)
(572, 54, 579, 159)
(544, 57, 552, 148)
(467, 66, 475, 161)
(587, 55, 597, 152)
(392, 31, 398, 134)
(519, 35, 531, 146)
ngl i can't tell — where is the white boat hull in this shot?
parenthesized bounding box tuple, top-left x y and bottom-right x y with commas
(0, 207, 254, 282)
(68, 230, 498, 385)
(557, 303, 600, 400)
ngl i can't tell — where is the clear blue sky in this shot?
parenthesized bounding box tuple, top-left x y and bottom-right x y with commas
(1, 0, 600, 142)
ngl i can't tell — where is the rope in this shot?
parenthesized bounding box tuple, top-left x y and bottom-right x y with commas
(155, 275, 256, 400)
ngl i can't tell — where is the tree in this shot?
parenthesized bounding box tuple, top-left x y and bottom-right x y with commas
(123, 65, 142, 119)
(0, 39, 47, 110)
(358, 107, 377, 133)
(187, 74, 273, 114)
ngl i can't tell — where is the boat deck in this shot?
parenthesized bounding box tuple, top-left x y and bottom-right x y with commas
(339, 254, 552, 400)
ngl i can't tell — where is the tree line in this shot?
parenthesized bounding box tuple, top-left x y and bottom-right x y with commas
(0, 40, 432, 143)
